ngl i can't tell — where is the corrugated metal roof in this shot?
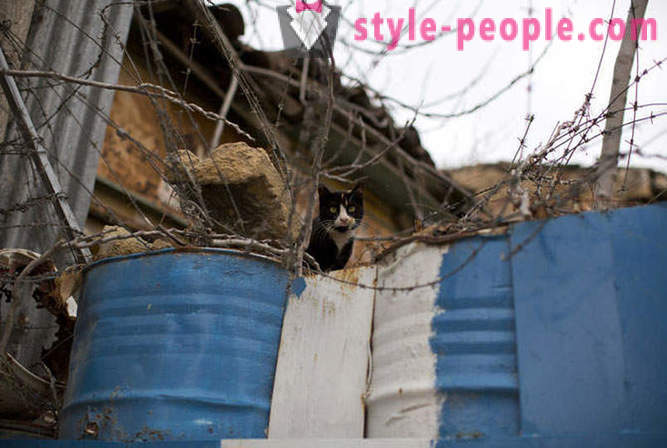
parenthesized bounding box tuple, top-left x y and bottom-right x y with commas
(0, 0, 132, 255)
(0, 1, 133, 413)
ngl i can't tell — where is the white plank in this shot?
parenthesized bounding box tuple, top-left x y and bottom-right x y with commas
(268, 267, 377, 438)
(366, 243, 446, 439)
(222, 440, 432, 448)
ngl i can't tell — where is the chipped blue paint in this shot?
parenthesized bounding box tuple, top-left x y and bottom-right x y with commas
(59, 249, 289, 442)
(291, 277, 307, 298)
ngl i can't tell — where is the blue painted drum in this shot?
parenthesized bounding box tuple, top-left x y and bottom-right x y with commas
(59, 249, 290, 442)
(510, 203, 667, 437)
(431, 203, 667, 443)
(368, 204, 666, 446)
(366, 238, 519, 440)
(433, 235, 520, 439)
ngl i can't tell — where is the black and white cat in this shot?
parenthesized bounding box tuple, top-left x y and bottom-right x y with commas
(307, 184, 364, 272)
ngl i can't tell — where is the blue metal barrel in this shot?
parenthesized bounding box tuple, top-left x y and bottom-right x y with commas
(369, 203, 667, 446)
(433, 235, 519, 438)
(59, 249, 290, 442)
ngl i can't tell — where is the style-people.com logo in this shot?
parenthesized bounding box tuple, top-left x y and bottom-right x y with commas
(277, 1, 341, 58)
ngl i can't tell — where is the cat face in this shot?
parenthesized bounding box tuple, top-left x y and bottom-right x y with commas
(318, 184, 364, 233)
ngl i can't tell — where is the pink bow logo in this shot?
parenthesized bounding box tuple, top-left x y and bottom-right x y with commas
(296, 0, 323, 13)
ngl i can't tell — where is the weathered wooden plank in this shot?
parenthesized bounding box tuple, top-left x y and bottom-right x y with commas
(268, 267, 377, 439)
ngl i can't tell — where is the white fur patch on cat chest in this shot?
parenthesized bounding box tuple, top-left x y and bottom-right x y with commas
(331, 229, 355, 251)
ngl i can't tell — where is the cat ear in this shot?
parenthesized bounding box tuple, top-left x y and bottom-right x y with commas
(350, 182, 364, 198)
(318, 184, 332, 197)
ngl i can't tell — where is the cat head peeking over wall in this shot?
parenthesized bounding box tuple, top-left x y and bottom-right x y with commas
(307, 184, 364, 272)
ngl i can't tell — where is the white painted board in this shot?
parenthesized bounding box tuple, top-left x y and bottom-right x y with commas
(366, 243, 447, 439)
(222, 440, 432, 448)
(268, 267, 377, 438)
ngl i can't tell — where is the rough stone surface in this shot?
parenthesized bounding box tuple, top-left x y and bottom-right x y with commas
(653, 171, 667, 192)
(94, 226, 152, 261)
(93, 226, 178, 261)
(168, 142, 295, 241)
(448, 163, 667, 220)
(150, 239, 174, 251)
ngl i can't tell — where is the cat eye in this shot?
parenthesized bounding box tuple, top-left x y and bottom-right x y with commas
(348, 206, 356, 213)
(330, 207, 338, 214)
